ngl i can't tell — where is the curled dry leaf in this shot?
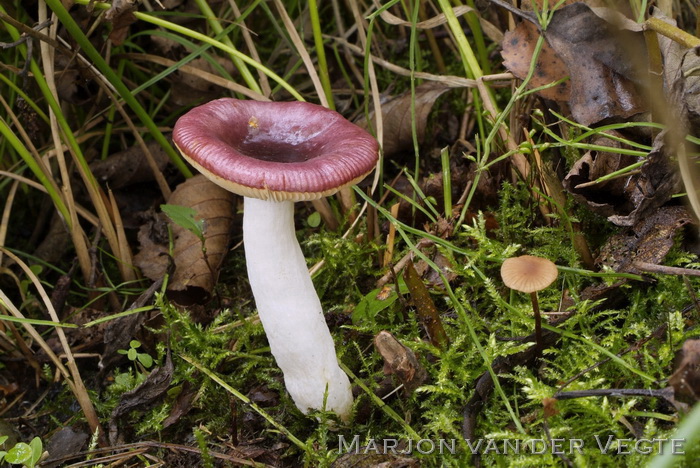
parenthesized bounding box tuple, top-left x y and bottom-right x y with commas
(500, 2, 647, 125)
(403, 260, 449, 349)
(563, 132, 643, 219)
(134, 175, 235, 304)
(105, 0, 137, 46)
(595, 205, 692, 274)
(374, 330, 428, 394)
(669, 339, 700, 403)
(544, 2, 647, 125)
(565, 131, 681, 226)
(356, 83, 451, 157)
(109, 352, 174, 445)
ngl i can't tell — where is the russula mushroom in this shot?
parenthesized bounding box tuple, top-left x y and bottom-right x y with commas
(172, 98, 378, 420)
(500, 255, 558, 351)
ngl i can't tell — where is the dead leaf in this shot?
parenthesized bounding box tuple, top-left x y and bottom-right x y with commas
(356, 84, 451, 157)
(563, 132, 643, 219)
(403, 260, 449, 348)
(105, 0, 137, 46)
(109, 351, 174, 445)
(162, 381, 197, 428)
(544, 2, 647, 125)
(596, 205, 692, 274)
(542, 397, 559, 418)
(565, 131, 681, 226)
(134, 175, 236, 304)
(669, 339, 700, 402)
(90, 141, 170, 190)
(501, 21, 571, 101)
(42, 427, 89, 468)
(331, 452, 418, 468)
(374, 330, 427, 394)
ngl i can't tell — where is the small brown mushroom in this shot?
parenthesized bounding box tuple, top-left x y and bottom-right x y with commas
(500, 255, 558, 352)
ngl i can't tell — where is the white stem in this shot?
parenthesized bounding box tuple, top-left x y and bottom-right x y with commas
(242, 197, 353, 419)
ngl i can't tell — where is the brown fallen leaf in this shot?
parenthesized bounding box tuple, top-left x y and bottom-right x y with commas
(563, 132, 643, 219)
(501, 20, 571, 101)
(356, 83, 451, 157)
(42, 427, 89, 468)
(669, 339, 700, 402)
(595, 205, 692, 274)
(162, 380, 197, 428)
(134, 175, 236, 304)
(109, 351, 174, 445)
(544, 2, 647, 125)
(105, 0, 137, 46)
(499, 1, 647, 125)
(90, 141, 170, 190)
(403, 260, 449, 349)
(565, 131, 681, 226)
(374, 330, 427, 394)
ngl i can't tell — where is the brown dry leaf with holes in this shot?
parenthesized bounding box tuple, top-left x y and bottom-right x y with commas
(501, 21, 570, 101)
(356, 83, 451, 157)
(134, 175, 235, 304)
(544, 3, 647, 125)
(501, 2, 647, 125)
(669, 339, 700, 403)
(374, 331, 427, 393)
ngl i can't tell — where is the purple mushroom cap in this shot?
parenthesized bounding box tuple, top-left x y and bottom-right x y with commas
(172, 98, 379, 201)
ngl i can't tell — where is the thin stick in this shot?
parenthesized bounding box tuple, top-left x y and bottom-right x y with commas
(530, 291, 543, 353)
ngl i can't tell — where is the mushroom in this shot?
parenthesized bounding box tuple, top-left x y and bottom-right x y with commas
(500, 255, 558, 352)
(172, 98, 379, 420)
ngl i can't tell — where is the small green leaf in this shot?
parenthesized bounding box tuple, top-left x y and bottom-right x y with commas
(161, 204, 205, 241)
(138, 353, 154, 368)
(127, 348, 137, 361)
(5, 442, 31, 464)
(129, 340, 141, 349)
(28, 437, 43, 467)
(307, 211, 321, 228)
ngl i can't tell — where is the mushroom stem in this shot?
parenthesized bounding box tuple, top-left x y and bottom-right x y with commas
(242, 197, 353, 419)
(529, 291, 543, 353)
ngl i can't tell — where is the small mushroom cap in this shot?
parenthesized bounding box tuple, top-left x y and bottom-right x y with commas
(172, 98, 379, 201)
(500, 255, 558, 293)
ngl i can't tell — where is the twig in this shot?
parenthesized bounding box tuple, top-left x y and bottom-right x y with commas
(632, 261, 700, 277)
(553, 387, 675, 401)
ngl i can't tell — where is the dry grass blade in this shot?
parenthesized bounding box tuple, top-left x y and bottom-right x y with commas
(272, 0, 328, 107)
(0, 170, 99, 226)
(119, 53, 270, 101)
(0, 180, 19, 265)
(0, 248, 104, 442)
(328, 35, 478, 88)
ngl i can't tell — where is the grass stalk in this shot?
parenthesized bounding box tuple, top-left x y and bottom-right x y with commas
(192, 0, 262, 95)
(0, 247, 105, 444)
(43, 0, 192, 178)
(308, 0, 335, 110)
